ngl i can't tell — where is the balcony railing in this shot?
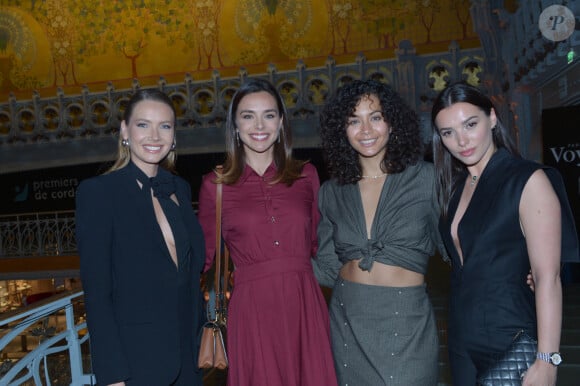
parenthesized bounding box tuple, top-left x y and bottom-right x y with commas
(0, 45, 487, 174)
(0, 211, 77, 259)
(0, 290, 95, 385)
(0, 208, 205, 260)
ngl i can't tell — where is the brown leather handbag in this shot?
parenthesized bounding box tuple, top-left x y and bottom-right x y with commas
(198, 166, 230, 370)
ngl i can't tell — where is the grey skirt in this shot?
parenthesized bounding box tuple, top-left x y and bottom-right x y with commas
(330, 277, 438, 386)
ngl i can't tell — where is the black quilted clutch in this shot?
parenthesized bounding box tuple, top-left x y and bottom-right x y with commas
(477, 330, 537, 386)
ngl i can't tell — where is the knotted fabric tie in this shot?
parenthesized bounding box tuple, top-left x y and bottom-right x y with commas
(359, 239, 386, 271)
(150, 173, 176, 200)
(337, 239, 386, 272)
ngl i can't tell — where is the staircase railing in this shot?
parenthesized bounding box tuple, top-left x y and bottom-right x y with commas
(0, 290, 95, 385)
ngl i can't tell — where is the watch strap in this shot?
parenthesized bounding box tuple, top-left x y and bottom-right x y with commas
(537, 351, 562, 366)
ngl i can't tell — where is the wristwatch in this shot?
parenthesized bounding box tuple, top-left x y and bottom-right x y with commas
(537, 351, 563, 366)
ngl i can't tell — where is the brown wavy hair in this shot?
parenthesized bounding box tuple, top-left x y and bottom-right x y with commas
(218, 78, 305, 185)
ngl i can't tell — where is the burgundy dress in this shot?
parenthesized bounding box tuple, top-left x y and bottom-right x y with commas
(198, 162, 337, 386)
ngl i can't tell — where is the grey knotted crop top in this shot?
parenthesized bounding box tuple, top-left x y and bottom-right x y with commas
(313, 161, 446, 287)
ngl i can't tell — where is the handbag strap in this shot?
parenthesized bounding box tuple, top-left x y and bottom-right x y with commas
(214, 165, 230, 323)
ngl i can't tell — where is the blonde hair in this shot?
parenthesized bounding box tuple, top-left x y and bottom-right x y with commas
(106, 89, 177, 174)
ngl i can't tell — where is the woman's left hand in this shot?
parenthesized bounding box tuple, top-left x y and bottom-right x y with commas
(521, 359, 557, 386)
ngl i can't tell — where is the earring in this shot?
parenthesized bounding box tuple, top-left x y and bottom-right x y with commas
(122, 138, 129, 147)
(171, 142, 176, 150)
(235, 130, 240, 147)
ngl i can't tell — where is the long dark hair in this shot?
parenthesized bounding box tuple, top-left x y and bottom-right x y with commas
(319, 79, 423, 185)
(219, 77, 305, 185)
(107, 88, 177, 173)
(431, 81, 519, 217)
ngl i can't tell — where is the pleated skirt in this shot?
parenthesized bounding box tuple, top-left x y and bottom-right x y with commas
(330, 277, 439, 386)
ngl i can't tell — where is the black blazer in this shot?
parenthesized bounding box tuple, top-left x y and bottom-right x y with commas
(76, 163, 205, 385)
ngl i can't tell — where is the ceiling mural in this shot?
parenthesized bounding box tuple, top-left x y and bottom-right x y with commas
(0, 0, 478, 99)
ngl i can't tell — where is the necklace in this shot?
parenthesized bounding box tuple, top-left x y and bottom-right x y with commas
(361, 173, 388, 179)
(470, 175, 478, 186)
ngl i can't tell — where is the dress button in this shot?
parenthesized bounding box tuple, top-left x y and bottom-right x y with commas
(395, 311, 399, 315)
(394, 333, 398, 336)
(274, 241, 280, 246)
(343, 363, 347, 367)
(340, 302, 344, 306)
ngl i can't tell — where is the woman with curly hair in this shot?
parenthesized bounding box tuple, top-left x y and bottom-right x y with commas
(313, 79, 444, 385)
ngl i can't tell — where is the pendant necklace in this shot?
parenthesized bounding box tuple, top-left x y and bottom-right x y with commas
(470, 175, 478, 186)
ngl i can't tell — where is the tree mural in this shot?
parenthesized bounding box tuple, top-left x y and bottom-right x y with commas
(172, 0, 225, 70)
(324, 0, 357, 54)
(0, 0, 481, 94)
(412, 0, 440, 44)
(97, 2, 163, 79)
(234, 0, 316, 62)
(35, 0, 178, 82)
(450, 0, 472, 39)
(358, 0, 411, 49)
(34, 0, 79, 86)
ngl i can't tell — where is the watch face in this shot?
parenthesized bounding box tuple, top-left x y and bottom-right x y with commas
(550, 353, 562, 365)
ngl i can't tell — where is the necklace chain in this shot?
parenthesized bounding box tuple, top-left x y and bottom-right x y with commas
(361, 173, 388, 179)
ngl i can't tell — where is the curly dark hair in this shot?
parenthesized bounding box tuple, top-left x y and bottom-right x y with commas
(319, 79, 423, 185)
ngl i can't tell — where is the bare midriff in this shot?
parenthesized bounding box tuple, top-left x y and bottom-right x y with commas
(339, 259, 424, 287)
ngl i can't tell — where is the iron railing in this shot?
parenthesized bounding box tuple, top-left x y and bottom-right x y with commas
(0, 211, 77, 259)
(0, 290, 94, 386)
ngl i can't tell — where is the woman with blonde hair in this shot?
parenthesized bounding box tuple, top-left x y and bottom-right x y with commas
(77, 89, 205, 385)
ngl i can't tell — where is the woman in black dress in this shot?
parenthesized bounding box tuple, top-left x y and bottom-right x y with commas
(431, 82, 578, 385)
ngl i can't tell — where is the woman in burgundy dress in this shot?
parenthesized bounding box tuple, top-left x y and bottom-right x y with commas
(197, 78, 337, 386)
